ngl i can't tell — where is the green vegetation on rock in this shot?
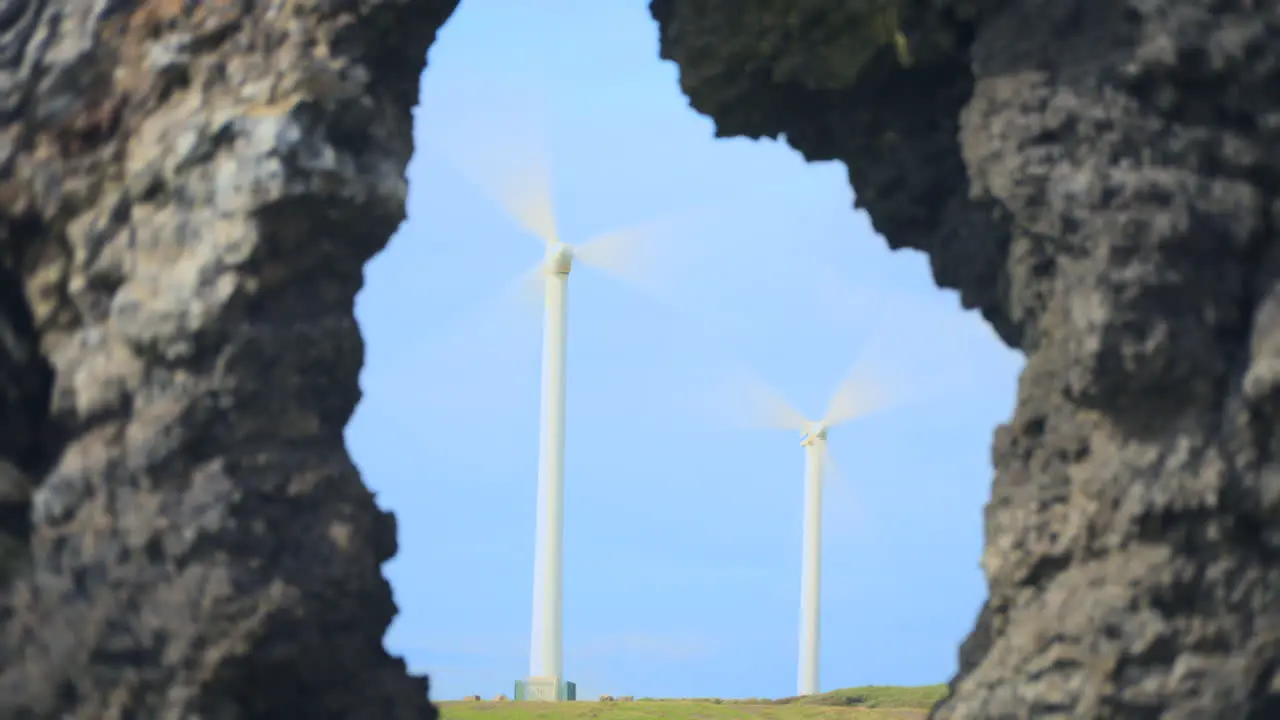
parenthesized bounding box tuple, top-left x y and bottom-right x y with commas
(769, 0, 916, 88)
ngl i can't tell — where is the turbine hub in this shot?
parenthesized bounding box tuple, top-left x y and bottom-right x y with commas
(800, 421, 827, 446)
(544, 241, 574, 275)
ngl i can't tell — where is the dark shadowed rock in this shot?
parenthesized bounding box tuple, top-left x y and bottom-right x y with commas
(0, 0, 458, 717)
(653, 0, 1280, 717)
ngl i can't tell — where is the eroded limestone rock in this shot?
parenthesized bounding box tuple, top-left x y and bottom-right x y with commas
(654, 0, 1280, 716)
(0, 0, 457, 717)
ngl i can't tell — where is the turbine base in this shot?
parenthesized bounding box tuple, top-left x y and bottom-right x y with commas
(515, 676, 576, 702)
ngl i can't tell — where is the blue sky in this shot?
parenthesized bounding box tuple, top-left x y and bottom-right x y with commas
(347, 0, 1026, 702)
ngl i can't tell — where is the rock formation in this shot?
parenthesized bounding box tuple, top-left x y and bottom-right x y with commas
(652, 0, 1280, 716)
(0, 0, 457, 717)
(2, 0, 1277, 716)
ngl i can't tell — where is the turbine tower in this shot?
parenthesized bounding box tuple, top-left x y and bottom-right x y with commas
(798, 419, 827, 698)
(437, 131, 689, 702)
(522, 217, 654, 702)
(530, 238, 571, 700)
(736, 360, 896, 697)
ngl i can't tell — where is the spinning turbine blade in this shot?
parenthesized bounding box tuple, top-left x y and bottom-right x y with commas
(821, 446, 874, 546)
(430, 141, 561, 247)
(503, 262, 549, 314)
(717, 366, 809, 432)
(496, 163, 560, 247)
(574, 222, 655, 282)
(423, 262, 545, 366)
(751, 383, 809, 432)
(573, 207, 720, 301)
(427, 85, 561, 247)
(821, 353, 900, 428)
(381, 261, 545, 431)
(818, 271, 998, 412)
(468, 262, 546, 334)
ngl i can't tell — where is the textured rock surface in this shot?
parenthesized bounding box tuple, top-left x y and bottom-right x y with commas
(654, 0, 1280, 717)
(0, 0, 457, 717)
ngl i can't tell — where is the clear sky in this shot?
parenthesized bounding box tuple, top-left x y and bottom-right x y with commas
(347, 0, 1026, 702)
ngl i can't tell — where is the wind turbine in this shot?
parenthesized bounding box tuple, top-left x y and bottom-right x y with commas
(734, 359, 897, 697)
(433, 128, 696, 701)
(519, 219, 637, 701)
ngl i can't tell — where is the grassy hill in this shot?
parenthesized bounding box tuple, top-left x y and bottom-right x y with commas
(439, 685, 947, 719)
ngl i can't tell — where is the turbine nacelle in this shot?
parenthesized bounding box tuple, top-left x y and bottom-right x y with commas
(543, 241, 574, 275)
(800, 420, 828, 446)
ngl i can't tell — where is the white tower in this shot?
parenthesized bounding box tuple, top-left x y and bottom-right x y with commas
(526, 242, 572, 701)
(797, 421, 827, 696)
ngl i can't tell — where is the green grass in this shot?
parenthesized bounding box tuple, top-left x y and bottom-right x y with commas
(439, 685, 947, 719)
(793, 685, 947, 708)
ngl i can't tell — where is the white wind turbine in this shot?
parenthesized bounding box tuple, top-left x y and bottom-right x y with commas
(433, 129, 697, 701)
(732, 358, 898, 697)
(519, 218, 645, 700)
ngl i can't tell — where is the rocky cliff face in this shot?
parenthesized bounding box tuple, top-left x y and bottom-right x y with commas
(0, 0, 457, 717)
(653, 0, 1280, 716)
(3, 0, 1276, 717)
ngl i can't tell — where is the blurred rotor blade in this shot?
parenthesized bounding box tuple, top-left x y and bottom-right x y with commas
(426, 83, 560, 247)
(821, 352, 901, 429)
(823, 446, 874, 546)
(820, 270, 1017, 411)
(417, 261, 546, 371)
(695, 363, 809, 432)
(742, 374, 810, 432)
(491, 159, 560, 248)
(366, 260, 545, 431)
(572, 206, 724, 303)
